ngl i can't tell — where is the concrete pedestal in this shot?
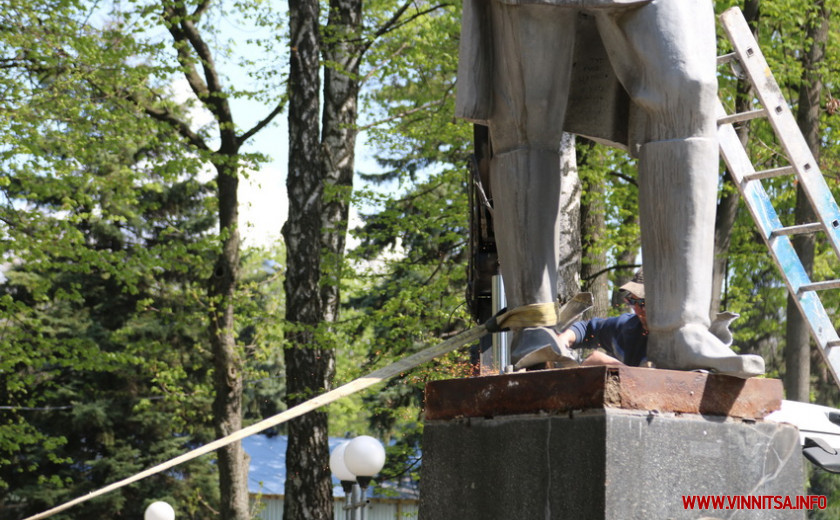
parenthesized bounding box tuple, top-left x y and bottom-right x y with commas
(419, 367, 806, 520)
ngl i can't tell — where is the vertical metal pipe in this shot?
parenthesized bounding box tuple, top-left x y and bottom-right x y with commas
(492, 274, 510, 372)
(351, 484, 362, 520)
(359, 485, 367, 520)
(340, 481, 354, 520)
(343, 492, 352, 520)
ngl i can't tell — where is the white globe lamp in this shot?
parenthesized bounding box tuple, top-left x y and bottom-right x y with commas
(344, 436, 386, 480)
(330, 441, 357, 482)
(144, 501, 175, 520)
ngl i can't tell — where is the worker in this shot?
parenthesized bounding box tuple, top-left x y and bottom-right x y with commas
(557, 268, 743, 370)
(557, 269, 648, 367)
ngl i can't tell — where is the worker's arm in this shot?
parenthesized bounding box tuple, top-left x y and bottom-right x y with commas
(580, 349, 625, 367)
(559, 314, 643, 366)
(559, 328, 624, 367)
(558, 323, 624, 366)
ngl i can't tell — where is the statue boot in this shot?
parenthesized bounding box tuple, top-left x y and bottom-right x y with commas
(638, 137, 764, 378)
(511, 327, 579, 371)
(489, 148, 578, 370)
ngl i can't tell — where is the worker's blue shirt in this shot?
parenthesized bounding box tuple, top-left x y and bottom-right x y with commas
(567, 313, 647, 367)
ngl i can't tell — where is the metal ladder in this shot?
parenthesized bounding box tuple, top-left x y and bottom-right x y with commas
(716, 7, 840, 386)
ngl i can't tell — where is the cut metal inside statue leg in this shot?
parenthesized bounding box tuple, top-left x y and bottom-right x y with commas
(512, 328, 578, 371)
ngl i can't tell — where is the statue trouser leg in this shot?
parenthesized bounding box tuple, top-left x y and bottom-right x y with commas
(638, 137, 765, 378)
(484, 4, 578, 370)
(490, 149, 577, 370)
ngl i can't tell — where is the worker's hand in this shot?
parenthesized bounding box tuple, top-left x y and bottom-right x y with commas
(556, 328, 576, 349)
(581, 350, 625, 367)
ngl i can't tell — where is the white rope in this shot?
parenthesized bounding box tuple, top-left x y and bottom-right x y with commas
(23, 294, 595, 520)
(22, 324, 490, 520)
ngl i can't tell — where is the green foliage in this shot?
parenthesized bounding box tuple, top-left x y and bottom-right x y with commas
(332, 163, 472, 483)
(712, 0, 840, 389)
(809, 466, 840, 519)
(312, 2, 474, 479)
(239, 246, 288, 433)
(1, 0, 294, 511)
(0, 0, 241, 516)
(576, 139, 641, 312)
(2, 0, 840, 514)
(359, 0, 468, 182)
(344, 165, 473, 401)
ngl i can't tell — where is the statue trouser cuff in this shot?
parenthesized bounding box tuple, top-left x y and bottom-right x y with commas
(511, 326, 578, 371)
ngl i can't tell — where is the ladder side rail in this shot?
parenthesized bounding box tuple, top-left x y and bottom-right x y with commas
(718, 108, 840, 385)
(716, 103, 786, 247)
(720, 7, 840, 260)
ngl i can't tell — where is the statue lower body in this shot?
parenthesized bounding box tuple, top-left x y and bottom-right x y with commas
(479, 0, 765, 376)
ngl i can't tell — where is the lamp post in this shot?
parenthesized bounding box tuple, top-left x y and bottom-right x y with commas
(144, 501, 175, 520)
(330, 441, 357, 520)
(329, 436, 386, 520)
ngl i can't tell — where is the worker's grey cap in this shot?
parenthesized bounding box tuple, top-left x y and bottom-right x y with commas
(619, 268, 644, 299)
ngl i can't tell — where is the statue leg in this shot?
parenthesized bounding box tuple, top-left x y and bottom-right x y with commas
(486, 3, 578, 369)
(596, 1, 764, 376)
(491, 149, 578, 370)
(638, 137, 764, 377)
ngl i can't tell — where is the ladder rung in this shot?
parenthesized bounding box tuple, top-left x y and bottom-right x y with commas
(718, 109, 768, 126)
(799, 279, 840, 293)
(827, 340, 840, 349)
(717, 52, 738, 65)
(742, 165, 796, 182)
(771, 223, 824, 237)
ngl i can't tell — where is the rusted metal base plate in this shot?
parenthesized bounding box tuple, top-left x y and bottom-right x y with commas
(424, 366, 782, 421)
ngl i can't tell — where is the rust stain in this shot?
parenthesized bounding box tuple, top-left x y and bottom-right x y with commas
(424, 366, 782, 421)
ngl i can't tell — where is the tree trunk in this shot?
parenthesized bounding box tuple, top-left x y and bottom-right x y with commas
(785, 0, 828, 403)
(557, 133, 582, 303)
(157, 3, 287, 516)
(711, 188, 739, 315)
(320, 0, 362, 323)
(283, 0, 335, 516)
(609, 210, 641, 308)
(711, 0, 759, 316)
(210, 160, 250, 520)
(576, 141, 609, 317)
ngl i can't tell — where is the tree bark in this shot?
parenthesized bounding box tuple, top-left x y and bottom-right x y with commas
(283, 0, 336, 516)
(557, 133, 582, 304)
(711, 0, 759, 316)
(283, 0, 367, 512)
(785, 0, 828, 403)
(282, 0, 364, 516)
(321, 0, 362, 322)
(210, 160, 250, 520)
(159, 2, 252, 517)
(576, 140, 610, 317)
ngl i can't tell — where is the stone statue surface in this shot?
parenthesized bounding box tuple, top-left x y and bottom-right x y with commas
(456, 0, 765, 377)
